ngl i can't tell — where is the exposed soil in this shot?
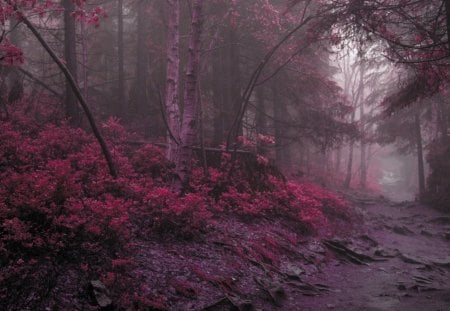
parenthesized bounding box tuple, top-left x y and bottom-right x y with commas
(131, 193, 450, 311)
(13, 193, 449, 310)
(300, 196, 450, 311)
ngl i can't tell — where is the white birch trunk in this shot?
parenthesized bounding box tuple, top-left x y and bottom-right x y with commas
(164, 0, 181, 162)
(176, 0, 204, 188)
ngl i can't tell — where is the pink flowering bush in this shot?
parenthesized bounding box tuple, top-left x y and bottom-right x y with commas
(0, 102, 351, 308)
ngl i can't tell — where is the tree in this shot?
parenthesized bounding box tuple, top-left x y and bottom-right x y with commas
(131, 0, 150, 117)
(63, 0, 80, 124)
(164, 0, 181, 163)
(2, 1, 117, 178)
(116, 0, 125, 117)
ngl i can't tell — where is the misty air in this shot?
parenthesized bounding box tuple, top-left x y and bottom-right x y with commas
(0, 0, 449, 310)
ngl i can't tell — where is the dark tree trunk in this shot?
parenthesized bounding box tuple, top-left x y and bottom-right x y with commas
(7, 16, 23, 104)
(360, 103, 367, 189)
(63, 0, 80, 124)
(437, 98, 449, 138)
(335, 147, 342, 175)
(212, 47, 225, 145)
(358, 60, 367, 189)
(117, 0, 125, 117)
(344, 142, 354, 188)
(211, 27, 241, 146)
(415, 112, 425, 197)
(272, 83, 291, 168)
(445, 0, 450, 52)
(227, 28, 242, 135)
(19, 9, 117, 178)
(255, 88, 267, 155)
(132, 0, 149, 115)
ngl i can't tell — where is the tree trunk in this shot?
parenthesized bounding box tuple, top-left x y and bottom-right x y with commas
(255, 88, 267, 155)
(437, 97, 448, 138)
(272, 83, 291, 168)
(359, 104, 367, 189)
(227, 28, 242, 137)
(415, 112, 425, 197)
(175, 0, 205, 189)
(344, 141, 354, 188)
(445, 0, 450, 52)
(7, 15, 23, 103)
(358, 60, 367, 189)
(63, 0, 80, 124)
(117, 0, 125, 117)
(133, 0, 149, 115)
(18, 8, 117, 178)
(80, 22, 88, 100)
(165, 0, 181, 162)
(211, 27, 240, 146)
(335, 147, 342, 176)
(212, 46, 225, 145)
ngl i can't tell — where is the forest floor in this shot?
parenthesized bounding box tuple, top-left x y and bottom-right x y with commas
(131, 192, 450, 311)
(298, 194, 450, 311)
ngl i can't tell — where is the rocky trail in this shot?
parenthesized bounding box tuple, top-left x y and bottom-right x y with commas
(131, 195, 450, 311)
(300, 197, 450, 311)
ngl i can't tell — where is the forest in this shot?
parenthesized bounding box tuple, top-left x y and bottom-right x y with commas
(0, 0, 449, 310)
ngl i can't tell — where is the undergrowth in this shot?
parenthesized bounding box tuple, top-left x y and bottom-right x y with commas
(0, 102, 351, 309)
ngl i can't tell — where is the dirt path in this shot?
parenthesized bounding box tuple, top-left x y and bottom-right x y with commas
(299, 199, 450, 311)
(130, 196, 450, 311)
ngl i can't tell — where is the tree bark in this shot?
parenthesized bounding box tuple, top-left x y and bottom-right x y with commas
(255, 88, 267, 155)
(344, 140, 355, 188)
(359, 61, 367, 189)
(335, 147, 342, 176)
(415, 112, 425, 197)
(444, 0, 450, 52)
(212, 50, 225, 145)
(226, 15, 315, 150)
(165, 0, 181, 162)
(117, 0, 125, 117)
(63, 0, 80, 124)
(133, 0, 149, 115)
(175, 0, 205, 189)
(16, 8, 118, 178)
(272, 82, 291, 168)
(7, 15, 23, 103)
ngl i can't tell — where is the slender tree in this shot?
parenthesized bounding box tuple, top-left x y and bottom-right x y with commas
(132, 0, 149, 115)
(175, 0, 205, 189)
(63, 0, 80, 124)
(414, 111, 426, 196)
(117, 0, 125, 117)
(164, 0, 181, 162)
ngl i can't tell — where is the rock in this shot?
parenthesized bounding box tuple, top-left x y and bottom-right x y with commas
(431, 257, 450, 267)
(284, 263, 305, 279)
(323, 239, 375, 265)
(420, 230, 433, 237)
(392, 226, 414, 235)
(358, 234, 378, 247)
(400, 254, 428, 265)
(89, 280, 113, 309)
(427, 216, 450, 224)
(374, 247, 399, 258)
(444, 232, 450, 240)
(254, 277, 286, 305)
(397, 283, 407, 291)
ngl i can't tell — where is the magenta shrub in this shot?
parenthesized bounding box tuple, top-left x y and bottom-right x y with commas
(0, 104, 351, 308)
